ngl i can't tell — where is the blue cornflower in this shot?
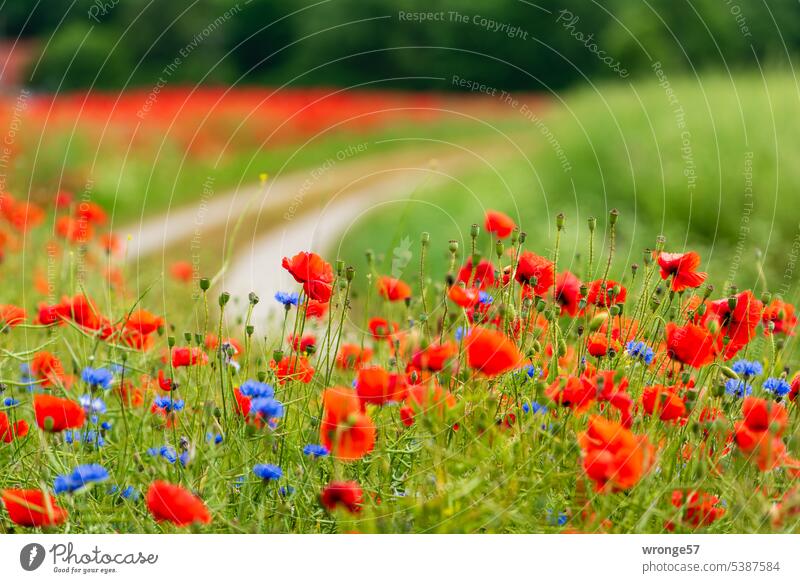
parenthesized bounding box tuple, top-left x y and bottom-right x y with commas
(522, 401, 548, 415)
(763, 377, 791, 397)
(279, 485, 296, 497)
(238, 379, 274, 399)
(79, 394, 107, 414)
(274, 291, 299, 307)
(725, 378, 753, 398)
(81, 367, 113, 390)
(253, 463, 282, 481)
(250, 397, 284, 419)
(303, 444, 329, 458)
(732, 360, 763, 378)
(179, 451, 191, 467)
(478, 291, 494, 305)
(120, 486, 139, 500)
(153, 396, 184, 413)
(455, 326, 470, 342)
(546, 509, 568, 526)
(3, 397, 19, 407)
(524, 364, 540, 379)
(206, 432, 223, 445)
(54, 464, 109, 494)
(64, 430, 105, 447)
(626, 340, 655, 365)
(101, 421, 112, 431)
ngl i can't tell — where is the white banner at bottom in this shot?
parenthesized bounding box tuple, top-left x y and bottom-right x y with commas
(0, 534, 796, 582)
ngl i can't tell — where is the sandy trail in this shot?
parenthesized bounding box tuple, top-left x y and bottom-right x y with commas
(123, 136, 523, 318)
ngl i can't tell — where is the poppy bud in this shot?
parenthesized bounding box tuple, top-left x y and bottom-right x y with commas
(199, 277, 210, 291)
(720, 366, 738, 379)
(609, 209, 619, 226)
(273, 350, 283, 362)
(257, 371, 267, 382)
(511, 228, 519, 245)
(518, 231, 527, 244)
(168, 335, 176, 348)
(696, 303, 707, 317)
(536, 299, 546, 312)
(556, 212, 565, 230)
(335, 260, 345, 276)
(588, 313, 607, 331)
(587, 216, 596, 233)
(219, 292, 231, 307)
(248, 292, 259, 305)
(194, 333, 202, 345)
(183, 332, 192, 342)
(609, 305, 621, 316)
(711, 382, 725, 398)
(558, 338, 567, 356)
(727, 296, 737, 310)
(761, 291, 772, 305)
(495, 240, 504, 258)
(246, 325, 254, 336)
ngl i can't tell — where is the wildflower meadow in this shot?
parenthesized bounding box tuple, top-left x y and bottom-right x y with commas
(0, 196, 798, 535)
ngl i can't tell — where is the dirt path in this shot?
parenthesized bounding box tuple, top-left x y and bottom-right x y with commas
(124, 135, 528, 317)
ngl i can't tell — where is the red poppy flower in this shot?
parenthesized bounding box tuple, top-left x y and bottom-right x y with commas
(546, 375, 595, 411)
(319, 386, 376, 461)
(579, 415, 653, 492)
(670, 489, 725, 528)
(586, 279, 627, 307)
(762, 298, 797, 335)
(125, 309, 164, 335)
(410, 341, 457, 372)
(75, 201, 107, 225)
(514, 251, 555, 296)
(171, 347, 208, 367)
(204, 334, 243, 354)
(170, 261, 194, 283)
(289, 334, 316, 353)
(581, 370, 633, 427)
(484, 209, 516, 238)
(0, 411, 28, 443)
(734, 397, 788, 471)
(55, 215, 93, 244)
(36, 303, 63, 326)
(665, 322, 716, 368)
(448, 284, 480, 307)
(146, 481, 211, 527)
(0, 304, 26, 328)
(271, 355, 314, 384)
(457, 258, 496, 289)
(377, 276, 412, 302)
(657, 251, 707, 292)
(281, 251, 334, 302)
(30, 351, 68, 387)
(99, 232, 121, 255)
(1, 488, 68, 527)
(705, 290, 763, 360)
(465, 326, 523, 376)
(553, 271, 582, 316)
(304, 298, 329, 319)
(33, 394, 85, 432)
(642, 385, 687, 421)
(320, 481, 363, 513)
(336, 344, 373, 370)
(57, 294, 102, 330)
(368, 317, 399, 341)
(356, 366, 407, 405)
(586, 332, 620, 358)
(401, 382, 457, 426)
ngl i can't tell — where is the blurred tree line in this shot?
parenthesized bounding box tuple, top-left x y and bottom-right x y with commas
(3, 0, 799, 91)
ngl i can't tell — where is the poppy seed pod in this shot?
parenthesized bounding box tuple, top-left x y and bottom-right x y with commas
(609, 208, 619, 225)
(470, 224, 480, 238)
(248, 292, 259, 305)
(219, 292, 231, 307)
(199, 277, 210, 291)
(588, 216, 596, 232)
(556, 212, 565, 230)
